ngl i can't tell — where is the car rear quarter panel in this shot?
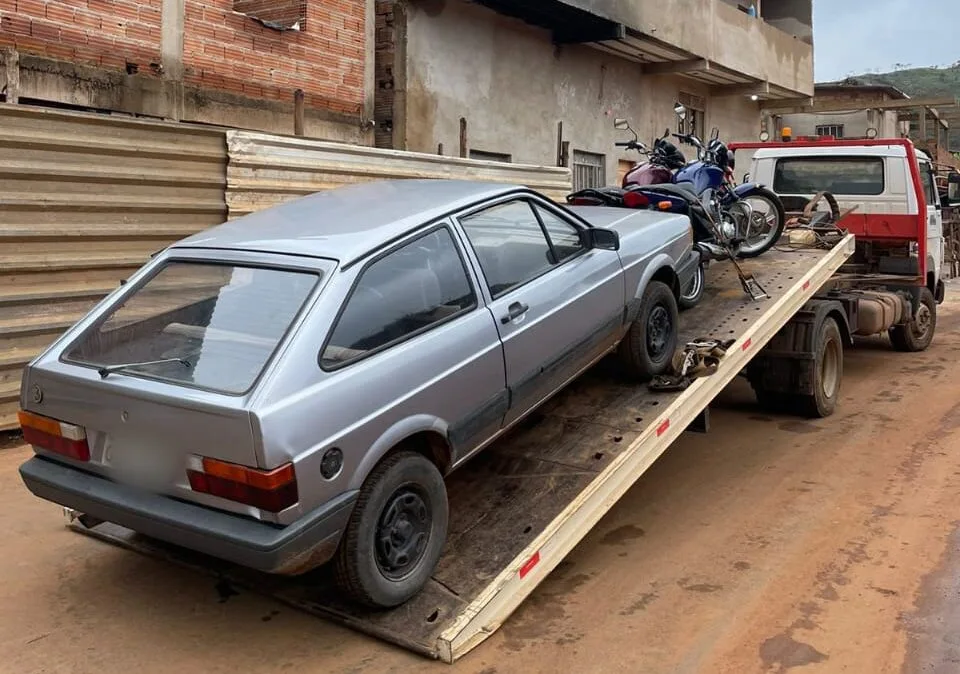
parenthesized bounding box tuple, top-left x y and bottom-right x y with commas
(249, 263, 506, 524)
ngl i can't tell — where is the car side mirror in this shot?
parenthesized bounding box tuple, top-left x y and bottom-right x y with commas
(582, 227, 620, 251)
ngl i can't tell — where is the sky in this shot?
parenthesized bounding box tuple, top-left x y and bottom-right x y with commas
(814, 0, 958, 81)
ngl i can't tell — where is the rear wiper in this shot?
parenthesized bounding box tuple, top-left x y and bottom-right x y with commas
(98, 358, 190, 379)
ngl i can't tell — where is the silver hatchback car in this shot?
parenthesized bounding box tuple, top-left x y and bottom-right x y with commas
(19, 179, 699, 608)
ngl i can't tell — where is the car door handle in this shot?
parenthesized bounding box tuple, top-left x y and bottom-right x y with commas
(501, 302, 529, 324)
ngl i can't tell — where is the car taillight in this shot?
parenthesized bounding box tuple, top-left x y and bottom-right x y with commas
(187, 457, 298, 513)
(18, 410, 90, 462)
(622, 191, 650, 208)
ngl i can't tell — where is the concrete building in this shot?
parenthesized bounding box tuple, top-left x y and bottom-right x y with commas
(0, 0, 374, 142)
(775, 81, 910, 140)
(375, 0, 814, 188)
(767, 78, 958, 162)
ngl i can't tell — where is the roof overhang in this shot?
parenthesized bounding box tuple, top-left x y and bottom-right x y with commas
(586, 28, 807, 101)
(469, 0, 625, 44)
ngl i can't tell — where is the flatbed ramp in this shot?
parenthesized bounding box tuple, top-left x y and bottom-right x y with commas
(66, 234, 856, 663)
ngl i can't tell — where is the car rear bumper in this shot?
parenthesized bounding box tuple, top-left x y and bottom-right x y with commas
(19, 456, 357, 575)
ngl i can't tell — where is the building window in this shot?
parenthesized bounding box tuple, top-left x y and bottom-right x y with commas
(469, 150, 512, 163)
(573, 150, 606, 191)
(815, 124, 845, 138)
(678, 92, 706, 140)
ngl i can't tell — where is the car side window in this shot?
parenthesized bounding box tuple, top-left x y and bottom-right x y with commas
(919, 162, 937, 206)
(459, 200, 558, 298)
(321, 227, 476, 368)
(534, 204, 585, 262)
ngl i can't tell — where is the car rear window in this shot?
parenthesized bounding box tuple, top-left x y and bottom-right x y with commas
(64, 261, 321, 394)
(773, 156, 885, 196)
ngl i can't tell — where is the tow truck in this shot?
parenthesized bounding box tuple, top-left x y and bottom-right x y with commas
(63, 139, 941, 662)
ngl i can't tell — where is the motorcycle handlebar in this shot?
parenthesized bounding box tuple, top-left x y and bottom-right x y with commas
(614, 142, 634, 147)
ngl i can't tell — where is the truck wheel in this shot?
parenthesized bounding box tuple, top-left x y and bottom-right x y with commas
(678, 263, 705, 311)
(334, 451, 448, 609)
(795, 317, 843, 418)
(889, 287, 936, 353)
(618, 280, 678, 381)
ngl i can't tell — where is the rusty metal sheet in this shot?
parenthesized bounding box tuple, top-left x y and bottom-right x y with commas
(225, 130, 573, 219)
(0, 103, 227, 430)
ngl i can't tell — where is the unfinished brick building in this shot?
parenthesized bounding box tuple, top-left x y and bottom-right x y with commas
(0, 0, 374, 141)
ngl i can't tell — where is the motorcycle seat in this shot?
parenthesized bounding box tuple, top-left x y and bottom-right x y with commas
(638, 182, 701, 202)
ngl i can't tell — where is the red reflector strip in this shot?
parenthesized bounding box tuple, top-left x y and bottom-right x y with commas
(21, 425, 90, 462)
(802, 280, 811, 291)
(519, 551, 540, 579)
(742, 338, 752, 351)
(656, 419, 670, 437)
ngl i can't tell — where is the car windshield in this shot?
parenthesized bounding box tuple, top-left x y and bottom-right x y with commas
(64, 261, 322, 394)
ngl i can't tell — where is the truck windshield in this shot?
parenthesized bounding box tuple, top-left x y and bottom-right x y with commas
(773, 157, 885, 196)
(64, 261, 322, 394)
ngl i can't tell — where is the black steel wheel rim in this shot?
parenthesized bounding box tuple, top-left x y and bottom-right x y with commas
(646, 304, 672, 359)
(375, 486, 431, 581)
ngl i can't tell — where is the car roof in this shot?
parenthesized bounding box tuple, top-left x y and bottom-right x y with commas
(172, 179, 529, 265)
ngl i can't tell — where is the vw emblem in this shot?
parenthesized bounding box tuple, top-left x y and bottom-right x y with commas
(30, 385, 43, 404)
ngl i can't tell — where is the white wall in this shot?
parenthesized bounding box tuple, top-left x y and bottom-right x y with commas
(401, 0, 762, 185)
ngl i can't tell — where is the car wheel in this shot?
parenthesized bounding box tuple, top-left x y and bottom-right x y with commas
(678, 263, 705, 311)
(618, 280, 679, 381)
(889, 287, 936, 353)
(334, 451, 448, 609)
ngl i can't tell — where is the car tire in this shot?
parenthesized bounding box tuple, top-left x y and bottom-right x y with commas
(334, 451, 448, 609)
(889, 287, 936, 353)
(678, 263, 705, 311)
(618, 280, 679, 381)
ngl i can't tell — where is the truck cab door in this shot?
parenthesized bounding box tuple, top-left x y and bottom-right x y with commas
(917, 159, 943, 289)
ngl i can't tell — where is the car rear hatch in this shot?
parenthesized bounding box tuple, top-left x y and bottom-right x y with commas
(20, 255, 328, 519)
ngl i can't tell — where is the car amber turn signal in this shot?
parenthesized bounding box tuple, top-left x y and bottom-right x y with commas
(658, 201, 673, 211)
(18, 410, 91, 462)
(187, 457, 298, 513)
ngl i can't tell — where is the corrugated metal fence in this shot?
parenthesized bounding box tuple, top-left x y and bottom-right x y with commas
(225, 131, 573, 219)
(0, 109, 573, 431)
(0, 104, 228, 429)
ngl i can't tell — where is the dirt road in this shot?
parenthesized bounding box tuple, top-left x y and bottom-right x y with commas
(3, 292, 960, 674)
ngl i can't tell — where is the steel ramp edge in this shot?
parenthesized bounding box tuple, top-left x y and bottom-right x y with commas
(64, 234, 856, 664)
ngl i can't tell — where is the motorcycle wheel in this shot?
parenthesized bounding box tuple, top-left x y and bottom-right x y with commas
(679, 262, 705, 310)
(736, 187, 786, 258)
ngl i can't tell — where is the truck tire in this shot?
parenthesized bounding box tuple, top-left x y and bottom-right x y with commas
(795, 317, 843, 418)
(334, 451, 448, 609)
(618, 280, 678, 381)
(889, 287, 936, 353)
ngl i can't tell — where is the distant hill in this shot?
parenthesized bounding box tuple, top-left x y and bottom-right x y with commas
(847, 64, 960, 150)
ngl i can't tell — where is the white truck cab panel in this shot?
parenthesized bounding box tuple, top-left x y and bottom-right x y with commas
(748, 143, 944, 295)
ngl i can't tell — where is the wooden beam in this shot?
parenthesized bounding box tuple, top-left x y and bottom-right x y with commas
(762, 96, 960, 114)
(711, 81, 770, 98)
(640, 59, 711, 76)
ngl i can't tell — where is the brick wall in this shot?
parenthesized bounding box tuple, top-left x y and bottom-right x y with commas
(184, 0, 366, 115)
(373, 0, 395, 147)
(0, 0, 367, 117)
(0, 0, 162, 75)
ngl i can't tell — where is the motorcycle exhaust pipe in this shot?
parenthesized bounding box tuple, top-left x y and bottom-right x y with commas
(695, 241, 729, 262)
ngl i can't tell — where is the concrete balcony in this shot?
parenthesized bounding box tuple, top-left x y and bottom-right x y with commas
(553, 0, 814, 100)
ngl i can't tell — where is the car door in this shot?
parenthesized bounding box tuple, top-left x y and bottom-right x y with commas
(455, 197, 624, 426)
